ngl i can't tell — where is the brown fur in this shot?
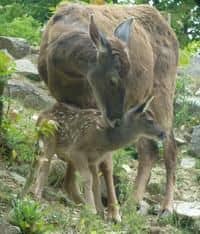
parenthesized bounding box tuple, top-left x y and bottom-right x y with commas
(37, 3, 178, 216)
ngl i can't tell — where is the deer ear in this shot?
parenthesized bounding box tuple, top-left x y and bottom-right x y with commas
(114, 18, 133, 44)
(89, 14, 110, 53)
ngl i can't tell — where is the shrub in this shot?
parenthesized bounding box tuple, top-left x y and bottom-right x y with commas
(1, 100, 37, 162)
(9, 197, 53, 234)
(179, 40, 200, 67)
(0, 3, 41, 45)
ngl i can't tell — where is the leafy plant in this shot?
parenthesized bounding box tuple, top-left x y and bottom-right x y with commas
(36, 119, 59, 138)
(0, 15, 41, 45)
(174, 75, 200, 127)
(1, 100, 37, 162)
(179, 41, 200, 67)
(9, 197, 53, 234)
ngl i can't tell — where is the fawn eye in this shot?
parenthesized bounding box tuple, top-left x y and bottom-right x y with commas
(110, 77, 118, 87)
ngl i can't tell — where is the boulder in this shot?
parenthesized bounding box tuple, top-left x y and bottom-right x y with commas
(0, 36, 30, 59)
(190, 125, 200, 157)
(15, 58, 39, 81)
(4, 76, 55, 110)
(180, 157, 196, 169)
(0, 220, 21, 234)
(174, 201, 200, 220)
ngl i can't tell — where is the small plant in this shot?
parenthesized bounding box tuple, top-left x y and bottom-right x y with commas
(1, 100, 37, 162)
(9, 197, 53, 234)
(179, 40, 200, 67)
(76, 205, 108, 234)
(36, 119, 59, 138)
(174, 75, 199, 127)
(113, 196, 147, 233)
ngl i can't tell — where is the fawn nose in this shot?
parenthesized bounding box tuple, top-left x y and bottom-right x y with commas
(159, 132, 166, 140)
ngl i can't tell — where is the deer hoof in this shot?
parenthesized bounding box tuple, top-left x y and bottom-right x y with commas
(159, 208, 173, 218)
(107, 208, 121, 223)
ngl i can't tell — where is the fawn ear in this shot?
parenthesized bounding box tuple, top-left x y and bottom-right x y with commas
(89, 14, 111, 53)
(114, 17, 133, 44)
(134, 96, 155, 114)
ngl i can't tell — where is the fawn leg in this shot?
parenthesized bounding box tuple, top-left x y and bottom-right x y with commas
(134, 139, 159, 207)
(161, 131, 177, 216)
(32, 137, 55, 199)
(90, 164, 104, 215)
(63, 161, 84, 204)
(100, 154, 121, 222)
(22, 137, 55, 199)
(74, 157, 96, 213)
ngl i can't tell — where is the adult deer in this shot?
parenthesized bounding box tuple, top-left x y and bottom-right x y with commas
(38, 3, 178, 217)
(23, 100, 165, 221)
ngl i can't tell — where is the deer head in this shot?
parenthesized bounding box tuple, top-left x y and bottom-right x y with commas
(87, 15, 133, 128)
(122, 97, 166, 142)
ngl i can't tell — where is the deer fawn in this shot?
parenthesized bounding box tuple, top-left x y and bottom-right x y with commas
(23, 99, 165, 221)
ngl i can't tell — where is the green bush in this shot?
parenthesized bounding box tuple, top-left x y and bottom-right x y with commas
(1, 101, 37, 162)
(175, 75, 200, 127)
(0, 3, 41, 45)
(9, 197, 53, 234)
(179, 41, 200, 67)
(0, 15, 41, 45)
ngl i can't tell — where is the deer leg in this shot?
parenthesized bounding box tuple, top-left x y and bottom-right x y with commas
(100, 155, 121, 222)
(63, 161, 84, 204)
(134, 139, 159, 207)
(23, 137, 55, 199)
(161, 131, 177, 216)
(74, 158, 96, 213)
(90, 164, 104, 216)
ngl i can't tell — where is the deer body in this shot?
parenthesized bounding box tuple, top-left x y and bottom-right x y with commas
(37, 3, 178, 217)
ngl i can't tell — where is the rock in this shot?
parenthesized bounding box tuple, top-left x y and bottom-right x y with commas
(0, 36, 30, 59)
(4, 77, 56, 110)
(180, 157, 196, 169)
(174, 201, 200, 220)
(15, 58, 39, 81)
(0, 220, 21, 234)
(149, 226, 163, 234)
(190, 125, 200, 157)
(48, 158, 67, 187)
(25, 53, 39, 66)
